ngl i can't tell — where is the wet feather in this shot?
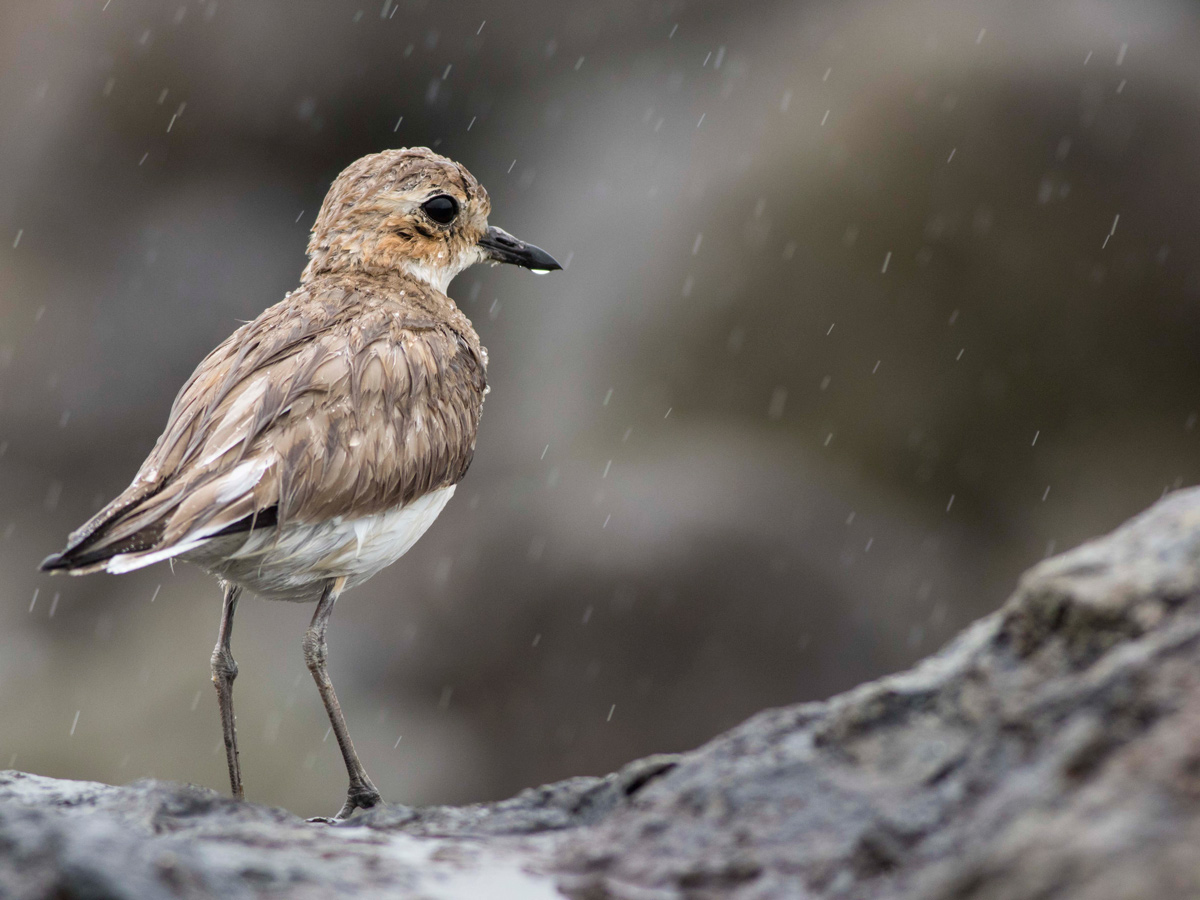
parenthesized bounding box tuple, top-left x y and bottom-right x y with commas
(48, 149, 494, 588)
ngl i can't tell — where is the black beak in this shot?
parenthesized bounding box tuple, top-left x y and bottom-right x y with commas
(478, 226, 562, 273)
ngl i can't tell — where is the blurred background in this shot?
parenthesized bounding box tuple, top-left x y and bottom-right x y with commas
(1, 0, 1199, 817)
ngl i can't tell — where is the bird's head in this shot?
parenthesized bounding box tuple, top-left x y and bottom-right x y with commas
(302, 147, 561, 292)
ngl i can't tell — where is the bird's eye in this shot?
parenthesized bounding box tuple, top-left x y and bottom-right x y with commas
(421, 194, 459, 225)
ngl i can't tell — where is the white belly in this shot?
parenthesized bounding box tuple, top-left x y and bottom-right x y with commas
(197, 485, 456, 601)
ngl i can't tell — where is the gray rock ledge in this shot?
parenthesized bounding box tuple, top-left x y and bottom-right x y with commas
(6, 489, 1200, 899)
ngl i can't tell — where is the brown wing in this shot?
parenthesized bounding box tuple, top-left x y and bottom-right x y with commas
(43, 280, 486, 573)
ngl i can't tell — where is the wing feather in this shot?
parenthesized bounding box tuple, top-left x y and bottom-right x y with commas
(43, 277, 486, 574)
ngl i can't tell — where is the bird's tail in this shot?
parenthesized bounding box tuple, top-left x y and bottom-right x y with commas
(40, 483, 171, 575)
(41, 480, 279, 576)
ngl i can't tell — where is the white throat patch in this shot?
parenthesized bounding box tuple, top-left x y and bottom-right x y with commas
(400, 256, 473, 295)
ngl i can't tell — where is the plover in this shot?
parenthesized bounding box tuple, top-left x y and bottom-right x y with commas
(41, 148, 561, 820)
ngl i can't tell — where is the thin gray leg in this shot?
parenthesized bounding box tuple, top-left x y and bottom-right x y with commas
(303, 577, 382, 820)
(211, 582, 244, 800)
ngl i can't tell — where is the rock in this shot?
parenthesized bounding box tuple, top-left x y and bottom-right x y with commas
(6, 490, 1200, 899)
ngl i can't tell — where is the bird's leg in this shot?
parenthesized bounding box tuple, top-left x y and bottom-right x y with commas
(210, 582, 244, 800)
(303, 577, 382, 821)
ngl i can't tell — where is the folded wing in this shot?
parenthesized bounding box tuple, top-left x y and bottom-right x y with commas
(42, 282, 486, 575)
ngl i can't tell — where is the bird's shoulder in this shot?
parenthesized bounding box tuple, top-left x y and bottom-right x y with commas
(131, 274, 487, 526)
(178, 273, 484, 411)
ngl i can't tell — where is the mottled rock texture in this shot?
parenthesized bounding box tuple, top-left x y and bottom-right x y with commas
(6, 489, 1200, 899)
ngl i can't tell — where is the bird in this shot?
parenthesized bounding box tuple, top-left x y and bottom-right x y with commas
(40, 147, 562, 820)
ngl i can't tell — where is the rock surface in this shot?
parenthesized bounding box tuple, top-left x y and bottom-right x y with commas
(6, 490, 1200, 899)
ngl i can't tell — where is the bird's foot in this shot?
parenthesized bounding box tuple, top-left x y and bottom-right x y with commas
(307, 785, 383, 824)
